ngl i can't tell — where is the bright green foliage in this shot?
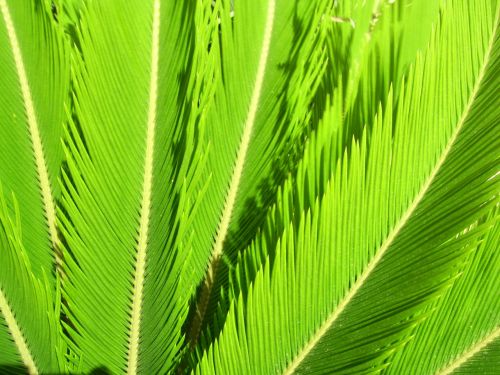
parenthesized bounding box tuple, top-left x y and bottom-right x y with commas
(0, 0, 498, 374)
(58, 1, 210, 373)
(386, 211, 499, 374)
(185, 0, 332, 353)
(0, 192, 63, 373)
(195, 2, 499, 372)
(0, 0, 68, 282)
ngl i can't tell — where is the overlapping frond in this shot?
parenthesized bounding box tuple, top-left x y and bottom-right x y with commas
(214, 88, 344, 328)
(58, 0, 212, 373)
(0, 0, 498, 374)
(185, 0, 331, 350)
(0, 191, 63, 374)
(385, 210, 499, 374)
(330, 0, 442, 139)
(195, 0, 500, 373)
(51, 0, 85, 43)
(0, 0, 69, 282)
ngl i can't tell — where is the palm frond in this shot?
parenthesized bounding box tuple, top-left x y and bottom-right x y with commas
(58, 1, 212, 373)
(51, 0, 85, 44)
(0, 0, 69, 282)
(195, 0, 500, 373)
(185, 0, 331, 349)
(315, 0, 443, 173)
(385, 209, 499, 374)
(0, 191, 63, 374)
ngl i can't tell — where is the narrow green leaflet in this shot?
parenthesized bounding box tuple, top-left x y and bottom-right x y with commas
(316, 0, 442, 168)
(51, 0, 85, 42)
(334, 0, 441, 139)
(0, 0, 69, 282)
(385, 211, 499, 374)
(186, 0, 330, 348)
(195, 0, 500, 373)
(52, 0, 83, 23)
(219, 89, 345, 328)
(58, 0, 212, 373)
(0, 192, 63, 374)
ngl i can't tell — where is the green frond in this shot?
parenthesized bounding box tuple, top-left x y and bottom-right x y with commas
(188, 86, 344, 369)
(385, 210, 499, 374)
(58, 0, 212, 373)
(448, 338, 500, 375)
(185, 0, 331, 350)
(221, 87, 344, 317)
(315, 0, 443, 172)
(0, 0, 69, 282)
(0, 0, 497, 373)
(341, 0, 442, 139)
(0, 191, 63, 374)
(195, 0, 500, 373)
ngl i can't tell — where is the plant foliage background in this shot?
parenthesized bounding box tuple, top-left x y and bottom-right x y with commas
(0, 0, 498, 374)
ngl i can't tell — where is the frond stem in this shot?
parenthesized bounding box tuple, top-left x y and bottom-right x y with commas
(126, 0, 160, 373)
(0, 287, 38, 374)
(283, 14, 498, 375)
(187, 0, 276, 348)
(436, 327, 500, 375)
(0, 0, 61, 269)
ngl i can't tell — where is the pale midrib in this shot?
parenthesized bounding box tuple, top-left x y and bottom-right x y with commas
(0, 288, 38, 374)
(0, 1, 57, 372)
(126, 0, 160, 373)
(187, 0, 276, 347)
(0, 1, 59, 256)
(436, 327, 500, 375)
(283, 15, 497, 375)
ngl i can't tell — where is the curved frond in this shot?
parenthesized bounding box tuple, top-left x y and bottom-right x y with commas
(385, 210, 499, 374)
(0, 0, 69, 281)
(0, 191, 63, 374)
(195, 1, 500, 373)
(186, 0, 331, 349)
(59, 0, 212, 373)
(442, 336, 500, 375)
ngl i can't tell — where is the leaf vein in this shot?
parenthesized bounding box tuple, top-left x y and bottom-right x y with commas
(126, 0, 160, 373)
(0, 287, 38, 374)
(283, 13, 498, 375)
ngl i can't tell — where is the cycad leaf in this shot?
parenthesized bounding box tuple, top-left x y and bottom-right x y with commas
(195, 0, 500, 373)
(59, 0, 211, 373)
(52, 0, 83, 23)
(446, 339, 500, 375)
(0, 0, 69, 281)
(186, 0, 330, 347)
(316, 0, 442, 177)
(336, 0, 441, 140)
(385, 211, 499, 375)
(0, 191, 62, 374)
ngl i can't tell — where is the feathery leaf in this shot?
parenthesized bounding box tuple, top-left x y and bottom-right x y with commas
(0, 0, 69, 282)
(386, 210, 500, 374)
(195, 1, 500, 373)
(0, 191, 63, 374)
(59, 1, 212, 373)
